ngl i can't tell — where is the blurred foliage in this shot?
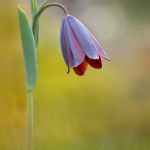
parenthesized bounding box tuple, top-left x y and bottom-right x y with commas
(124, 0, 150, 21)
(0, 0, 150, 150)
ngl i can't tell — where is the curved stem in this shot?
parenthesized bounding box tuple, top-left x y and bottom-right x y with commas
(33, 3, 69, 48)
(43, 3, 69, 17)
(27, 90, 34, 150)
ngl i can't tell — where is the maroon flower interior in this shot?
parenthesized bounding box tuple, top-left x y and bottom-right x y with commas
(85, 56, 102, 69)
(73, 61, 87, 76)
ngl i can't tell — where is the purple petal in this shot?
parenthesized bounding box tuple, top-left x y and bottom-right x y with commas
(60, 20, 70, 73)
(88, 32, 111, 61)
(63, 18, 85, 68)
(73, 17, 111, 61)
(67, 16, 99, 60)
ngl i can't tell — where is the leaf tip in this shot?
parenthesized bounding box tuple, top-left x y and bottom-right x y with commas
(18, 4, 25, 14)
(18, 4, 21, 10)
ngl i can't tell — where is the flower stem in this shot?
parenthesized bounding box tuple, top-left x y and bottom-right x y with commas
(27, 89, 34, 150)
(33, 3, 69, 47)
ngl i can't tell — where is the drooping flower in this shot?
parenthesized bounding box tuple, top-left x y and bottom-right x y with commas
(60, 15, 111, 76)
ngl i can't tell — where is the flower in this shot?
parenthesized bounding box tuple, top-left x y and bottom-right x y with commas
(60, 15, 111, 76)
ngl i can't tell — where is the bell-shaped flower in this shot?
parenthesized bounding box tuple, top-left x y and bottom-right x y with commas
(60, 15, 110, 76)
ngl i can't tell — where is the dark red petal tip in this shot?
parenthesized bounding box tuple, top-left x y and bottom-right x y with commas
(73, 61, 87, 76)
(85, 56, 102, 69)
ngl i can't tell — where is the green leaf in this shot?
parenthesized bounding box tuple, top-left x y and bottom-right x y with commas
(33, 0, 52, 48)
(31, 0, 38, 24)
(18, 5, 38, 90)
(32, 19, 40, 49)
(31, 0, 40, 48)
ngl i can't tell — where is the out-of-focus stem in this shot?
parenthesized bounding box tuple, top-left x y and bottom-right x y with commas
(27, 90, 34, 150)
(33, 3, 69, 47)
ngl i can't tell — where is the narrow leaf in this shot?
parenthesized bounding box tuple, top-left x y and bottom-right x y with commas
(31, 0, 38, 23)
(32, 19, 40, 49)
(33, 0, 52, 48)
(18, 5, 38, 90)
(31, 0, 40, 48)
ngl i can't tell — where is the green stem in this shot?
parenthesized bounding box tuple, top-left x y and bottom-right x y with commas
(27, 90, 34, 150)
(33, 3, 69, 47)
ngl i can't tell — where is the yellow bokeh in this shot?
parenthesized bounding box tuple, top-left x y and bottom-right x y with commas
(0, 0, 150, 149)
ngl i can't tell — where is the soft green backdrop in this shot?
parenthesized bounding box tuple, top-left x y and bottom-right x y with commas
(0, 0, 150, 149)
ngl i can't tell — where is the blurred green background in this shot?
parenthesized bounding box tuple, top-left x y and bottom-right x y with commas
(0, 0, 150, 149)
